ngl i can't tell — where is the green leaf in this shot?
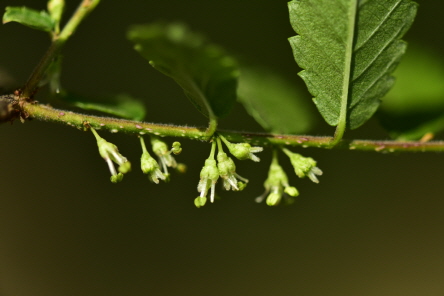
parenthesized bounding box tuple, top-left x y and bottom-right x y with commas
(379, 46, 444, 140)
(237, 66, 315, 134)
(3, 6, 54, 32)
(288, 0, 417, 130)
(127, 22, 238, 119)
(65, 93, 146, 121)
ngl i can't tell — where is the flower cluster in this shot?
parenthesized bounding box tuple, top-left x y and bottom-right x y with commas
(91, 128, 131, 183)
(195, 136, 261, 208)
(89, 126, 323, 208)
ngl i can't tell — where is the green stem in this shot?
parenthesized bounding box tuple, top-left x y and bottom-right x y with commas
(216, 136, 224, 153)
(140, 136, 148, 153)
(90, 126, 100, 141)
(271, 149, 278, 165)
(205, 117, 218, 140)
(22, 0, 100, 97)
(20, 101, 444, 153)
(218, 133, 231, 148)
(209, 140, 217, 159)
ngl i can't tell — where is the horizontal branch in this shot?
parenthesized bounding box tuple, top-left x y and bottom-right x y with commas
(20, 101, 444, 153)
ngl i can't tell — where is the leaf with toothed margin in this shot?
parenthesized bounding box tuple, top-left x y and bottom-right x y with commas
(3, 6, 54, 32)
(127, 22, 239, 119)
(288, 0, 418, 130)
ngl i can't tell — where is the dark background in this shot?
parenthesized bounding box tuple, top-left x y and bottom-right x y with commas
(1, 1, 444, 295)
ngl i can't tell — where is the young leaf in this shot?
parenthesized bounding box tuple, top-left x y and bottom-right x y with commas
(237, 66, 315, 134)
(3, 6, 54, 32)
(64, 93, 146, 121)
(47, 0, 65, 33)
(127, 23, 238, 119)
(379, 46, 444, 140)
(288, 0, 417, 130)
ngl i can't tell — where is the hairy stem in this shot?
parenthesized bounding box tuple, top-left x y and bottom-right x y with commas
(20, 101, 444, 153)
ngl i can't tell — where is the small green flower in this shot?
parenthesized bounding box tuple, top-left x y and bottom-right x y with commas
(216, 137, 248, 191)
(198, 159, 219, 204)
(256, 150, 298, 206)
(219, 134, 263, 162)
(140, 137, 166, 184)
(91, 127, 131, 183)
(151, 136, 178, 177)
(282, 148, 323, 183)
(196, 141, 220, 205)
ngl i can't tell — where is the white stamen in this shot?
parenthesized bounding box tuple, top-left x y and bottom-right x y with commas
(210, 183, 216, 203)
(249, 153, 261, 162)
(105, 158, 117, 176)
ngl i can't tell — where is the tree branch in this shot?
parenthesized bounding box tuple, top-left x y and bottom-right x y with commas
(19, 100, 444, 153)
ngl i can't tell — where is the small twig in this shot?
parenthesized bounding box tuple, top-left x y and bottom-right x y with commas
(22, 0, 100, 98)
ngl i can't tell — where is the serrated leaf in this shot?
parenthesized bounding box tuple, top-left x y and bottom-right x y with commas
(237, 66, 315, 134)
(65, 93, 146, 121)
(127, 22, 238, 119)
(379, 46, 444, 140)
(288, 0, 417, 130)
(3, 6, 54, 32)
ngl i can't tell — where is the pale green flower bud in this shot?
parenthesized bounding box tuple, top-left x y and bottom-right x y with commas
(91, 128, 131, 183)
(266, 191, 282, 206)
(194, 196, 207, 208)
(171, 142, 182, 155)
(282, 148, 323, 183)
(284, 186, 299, 197)
(219, 134, 263, 162)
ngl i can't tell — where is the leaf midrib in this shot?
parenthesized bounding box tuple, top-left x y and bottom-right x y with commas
(334, 0, 358, 141)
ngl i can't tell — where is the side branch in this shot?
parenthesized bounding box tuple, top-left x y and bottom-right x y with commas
(18, 101, 444, 152)
(22, 0, 100, 97)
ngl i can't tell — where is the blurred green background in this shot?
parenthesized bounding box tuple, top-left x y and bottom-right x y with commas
(1, 1, 444, 295)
